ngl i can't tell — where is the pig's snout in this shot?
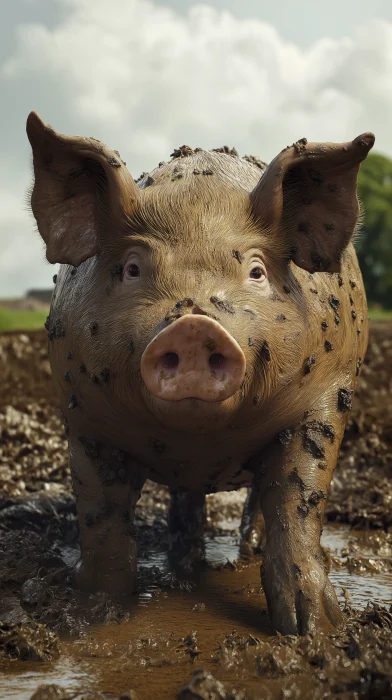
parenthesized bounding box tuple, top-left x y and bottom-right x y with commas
(141, 315, 246, 402)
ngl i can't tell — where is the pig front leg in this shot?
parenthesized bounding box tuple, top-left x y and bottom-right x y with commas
(258, 410, 346, 635)
(168, 488, 206, 570)
(239, 486, 266, 558)
(68, 436, 146, 595)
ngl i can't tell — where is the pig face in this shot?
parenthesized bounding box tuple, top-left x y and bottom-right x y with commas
(26, 112, 374, 431)
(69, 184, 296, 431)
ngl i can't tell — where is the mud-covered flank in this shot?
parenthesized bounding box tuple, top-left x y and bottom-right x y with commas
(0, 323, 392, 699)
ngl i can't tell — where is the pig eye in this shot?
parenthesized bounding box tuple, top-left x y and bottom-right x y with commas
(128, 264, 140, 277)
(249, 265, 266, 281)
(124, 262, 140, 280)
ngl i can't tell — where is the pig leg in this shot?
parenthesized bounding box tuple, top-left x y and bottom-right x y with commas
(168, 488, 206, 570)
(239, 486, 266, 558)
(69, 437, 146, 595)
(259, 412, 345, 635)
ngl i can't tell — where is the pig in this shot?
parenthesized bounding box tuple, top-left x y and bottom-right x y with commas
(26, 111, 374, 635)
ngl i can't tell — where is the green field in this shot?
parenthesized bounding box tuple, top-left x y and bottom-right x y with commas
(0, 305, 391, 333)
(368, 308, 392, 321)
(0, 307, 48, 332)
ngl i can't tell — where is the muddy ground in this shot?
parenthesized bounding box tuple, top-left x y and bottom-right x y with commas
(0, 324, 391, 700)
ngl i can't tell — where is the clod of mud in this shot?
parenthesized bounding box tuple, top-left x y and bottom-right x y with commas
(30, 687, 69, 700)
(0, 619, 59, 661)
(29, 687, 138, 700)
(216, 604, 392, 685)
(178, 669, 246, 700)
(338, 531, 392, 574)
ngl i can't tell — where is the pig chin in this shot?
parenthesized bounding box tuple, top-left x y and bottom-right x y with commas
(144, 391, 242, 433)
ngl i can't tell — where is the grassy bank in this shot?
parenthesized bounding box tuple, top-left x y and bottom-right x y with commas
(368, 308, 392, 320)
(0, 307, 48, 332)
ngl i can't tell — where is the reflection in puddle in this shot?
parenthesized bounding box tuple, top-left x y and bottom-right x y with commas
(322, 524, 392, 608)
(330, 569, 392, 607)
(1, 660, 88, 700)
(140, 523, 392, 609)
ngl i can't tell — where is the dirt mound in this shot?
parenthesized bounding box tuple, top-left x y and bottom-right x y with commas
(327, 322, 392, 529)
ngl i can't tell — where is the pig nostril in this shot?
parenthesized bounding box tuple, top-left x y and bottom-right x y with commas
(209, 353, 226, 370)
(161, 352, 179, 370)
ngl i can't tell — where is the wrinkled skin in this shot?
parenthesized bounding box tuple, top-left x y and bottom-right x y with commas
(26, 112, 374, 635)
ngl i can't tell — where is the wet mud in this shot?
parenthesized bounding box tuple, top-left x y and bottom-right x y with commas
(0, 324, 392, 699)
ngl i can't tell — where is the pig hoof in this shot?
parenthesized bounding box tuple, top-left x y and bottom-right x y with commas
(239, 540, 259, 560)
(239, 526, 264, 559)
(169, 543, 207, 572)
(73, 560, 136, 595)
(179, 551, 208, 572)
(262, 553, 343, 635)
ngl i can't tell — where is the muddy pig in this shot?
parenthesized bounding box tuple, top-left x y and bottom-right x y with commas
(26, 112, 374, 635)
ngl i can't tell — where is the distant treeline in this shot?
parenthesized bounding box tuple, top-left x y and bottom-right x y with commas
(357, 153, 392, 309)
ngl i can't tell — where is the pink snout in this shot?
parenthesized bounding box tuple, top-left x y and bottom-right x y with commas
(141, 315, 246, 402)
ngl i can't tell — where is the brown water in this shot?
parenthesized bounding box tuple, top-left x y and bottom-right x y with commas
(1, 522, 391, 700)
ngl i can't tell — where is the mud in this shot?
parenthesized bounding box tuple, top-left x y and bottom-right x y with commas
(0, 323, 391, 699)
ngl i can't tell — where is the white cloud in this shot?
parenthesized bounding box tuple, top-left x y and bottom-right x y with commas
(0, 183, 57, 297)
(1, 0, 392, 296)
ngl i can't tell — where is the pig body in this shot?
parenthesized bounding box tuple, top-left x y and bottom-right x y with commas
(27, 113, 374, 635)
(49, 153, 367, 493)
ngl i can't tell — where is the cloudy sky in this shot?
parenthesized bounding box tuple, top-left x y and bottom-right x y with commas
(2, 0, 392, 297)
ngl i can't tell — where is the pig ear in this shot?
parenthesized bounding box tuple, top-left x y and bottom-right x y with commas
(26, 111, 140, 267)
(250, 133, 375, 273)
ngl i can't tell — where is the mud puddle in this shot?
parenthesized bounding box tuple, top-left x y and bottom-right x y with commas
(1, 519, 392, 700)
